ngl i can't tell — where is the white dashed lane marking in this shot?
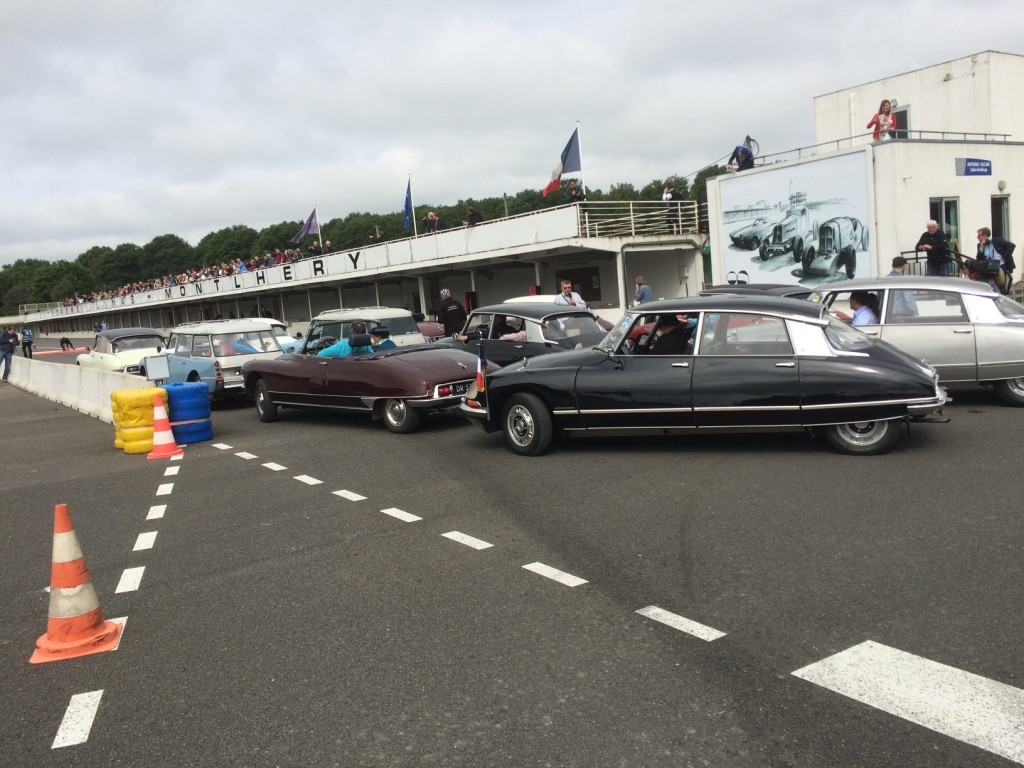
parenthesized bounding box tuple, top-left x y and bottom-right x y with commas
(294, 475, 322, 485)
(333, 490, 366, 502)
(170, 453, 183, 461)
(163, 466, 179, 476)
(380, 507, 422, 523)
(235, 452, 257, 460)
(635, 606, 726, 642)
(115, 567, 145, 594)
(442, 531, 493, 550)
(146, 504, 166, 520)
(52, 690, 104, 749)
(792, 640, 1024, 764)
(262, 462, 287, 471)
(133, 532, 157, 551)
(212, 443, 232, 450)
(155, 483, 174, 496)
(522, 562, 588, 587)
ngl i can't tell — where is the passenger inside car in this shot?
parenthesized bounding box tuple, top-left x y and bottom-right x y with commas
(650, 314, 693, 355)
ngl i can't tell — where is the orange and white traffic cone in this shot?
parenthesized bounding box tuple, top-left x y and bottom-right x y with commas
(147, 393, 183, 460)
(30, 503, 122, 664)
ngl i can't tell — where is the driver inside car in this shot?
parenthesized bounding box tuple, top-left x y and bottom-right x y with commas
(317, 321, 373, 358)
(650, 314, 694, 355)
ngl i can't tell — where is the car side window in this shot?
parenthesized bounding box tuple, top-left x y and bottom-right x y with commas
(174, 334, 192, 356)
(464, 313, 492, 338)
(890, 290, 967, 324)
(192, 335, 213, 357)
(699, 313, 792, 356)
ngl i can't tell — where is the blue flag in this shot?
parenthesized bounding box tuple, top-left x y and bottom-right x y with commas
(290, 208, 319, 244)
(403, 180, 413, 230)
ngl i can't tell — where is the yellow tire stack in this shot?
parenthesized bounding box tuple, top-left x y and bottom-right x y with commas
(111, 387, 167, 454)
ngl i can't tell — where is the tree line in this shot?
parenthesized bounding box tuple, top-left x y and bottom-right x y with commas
(1, 168, 726, 315)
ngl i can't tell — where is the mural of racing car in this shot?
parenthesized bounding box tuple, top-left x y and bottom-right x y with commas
(729, 217, 777, 250)
(758, 206, 818, 263)
(802, 216, 868, 278)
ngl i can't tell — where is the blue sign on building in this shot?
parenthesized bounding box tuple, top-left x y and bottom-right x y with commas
(955, 158, 992, 176)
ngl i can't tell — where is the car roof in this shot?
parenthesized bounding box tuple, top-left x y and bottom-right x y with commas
(169, 319, 278, 334)
(313, 306, 414, 320)
(632, 295, 828, 320)
(810, 276, 998, 296)
(97, 327, 164, 339)
(473, 302, 597, 321)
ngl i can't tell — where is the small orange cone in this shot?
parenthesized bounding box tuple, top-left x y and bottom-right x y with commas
(147, 393, 183, 460)
(30, 504, 122, 664)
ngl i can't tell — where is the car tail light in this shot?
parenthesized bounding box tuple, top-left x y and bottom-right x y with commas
(437, 384, 453, 397)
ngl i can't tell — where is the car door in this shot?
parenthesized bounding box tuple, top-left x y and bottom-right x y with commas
(572, 317, 696, 430)
(690, 312, 801, 428)
(878, 288, 977, 382)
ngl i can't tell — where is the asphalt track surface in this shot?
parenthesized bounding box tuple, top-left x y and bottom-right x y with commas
(2, 373, 1022, 767)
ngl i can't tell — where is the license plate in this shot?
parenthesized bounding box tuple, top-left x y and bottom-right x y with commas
(452, 382, 469, 395)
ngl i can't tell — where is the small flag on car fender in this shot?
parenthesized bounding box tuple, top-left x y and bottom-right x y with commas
(475, 344, 487, 393)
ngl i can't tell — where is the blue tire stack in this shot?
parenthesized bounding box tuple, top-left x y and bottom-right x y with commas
(163, 381, 213, 444)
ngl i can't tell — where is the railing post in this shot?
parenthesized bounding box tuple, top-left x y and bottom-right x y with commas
(630, 202, 636, 237)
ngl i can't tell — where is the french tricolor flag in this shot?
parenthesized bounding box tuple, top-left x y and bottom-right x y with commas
(541, 127, 582, 197)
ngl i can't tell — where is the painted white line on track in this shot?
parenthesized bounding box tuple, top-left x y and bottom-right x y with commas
(235, 451, 257, 460)
(156, 483, 174, 496)
(146, 504, 166, 520)
(263, 462, 287, 471)
(792, 640, 1024, 764)
(442, 531, 493, 550)
(333, 490, 366, 502)
(636, 606, 726, 642)
(163, 465, 180, 476)
(294, 475, 322, 485)
(52, 690, 104, 749)
(522, 562, 587, 587)
(381, 507, 422, 523)
(115, 566, 145, 593)
(133, 531, 158, 551)
(110, 616, 127, 650)
(213, 443, 232, 450)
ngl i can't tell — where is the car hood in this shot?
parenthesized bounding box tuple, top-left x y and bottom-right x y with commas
(495, 346, 605, 376)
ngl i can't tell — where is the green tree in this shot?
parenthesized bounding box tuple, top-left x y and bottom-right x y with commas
(142, 234, 194, 277)
(195, 225, 258, 266)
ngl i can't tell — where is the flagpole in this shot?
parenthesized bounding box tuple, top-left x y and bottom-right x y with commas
(576, 121, 587, 195)
(314, 205, 321, 246)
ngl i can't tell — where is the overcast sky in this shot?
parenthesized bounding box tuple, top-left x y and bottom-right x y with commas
(1, 1, 1021, 267)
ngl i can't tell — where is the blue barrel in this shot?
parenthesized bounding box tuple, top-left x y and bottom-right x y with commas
(164, 381, 213, 444)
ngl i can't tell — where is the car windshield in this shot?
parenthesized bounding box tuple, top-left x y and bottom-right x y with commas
(113, 335, 164, 352)
(370, 315, 419, 334)
(212, 331, 280, 356)
(823, 316, 874, 351)
(993, 294, 1024, 319)
(541, 313, 606, 343)
(597, 313, 640, 352)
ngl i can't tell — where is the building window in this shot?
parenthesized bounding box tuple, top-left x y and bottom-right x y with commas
(991, 196, 1010, 240)
(929, 198, 960, 253)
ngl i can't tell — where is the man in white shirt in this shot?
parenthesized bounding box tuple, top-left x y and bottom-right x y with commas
(553, 280, 585, 307)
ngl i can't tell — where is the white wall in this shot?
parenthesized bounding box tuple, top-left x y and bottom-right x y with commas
(8, 358, 154, 424)
(814, 51, 1024, 147)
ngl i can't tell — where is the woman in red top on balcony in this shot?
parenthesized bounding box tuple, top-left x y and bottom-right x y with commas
(866, 99, 896, 141)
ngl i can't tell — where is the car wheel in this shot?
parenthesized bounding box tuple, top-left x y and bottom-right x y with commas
(255, 379, 277, 423)
(382, 398, 421, 434)
(801, 246, 816, 273)
(842, 246, 857, 278)
(502, 393, 553, 456)
(793, 237, 804, 263)
(823, 420, 901, 455)
(994, 377, 1024, 406)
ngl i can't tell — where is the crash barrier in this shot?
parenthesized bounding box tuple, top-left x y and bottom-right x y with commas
(30, 503, 122, 664)
(8, 357, 153, 423)
(163, 381, 213, 445)
(111, 387, 167, 455)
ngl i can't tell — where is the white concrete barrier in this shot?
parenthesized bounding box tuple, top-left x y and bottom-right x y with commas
(8, 358, 153, 424)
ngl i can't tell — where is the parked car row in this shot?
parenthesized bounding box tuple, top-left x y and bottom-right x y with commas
(73, 279, 1024, 457)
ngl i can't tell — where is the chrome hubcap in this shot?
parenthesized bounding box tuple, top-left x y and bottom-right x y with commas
(507, 405, 534, 446)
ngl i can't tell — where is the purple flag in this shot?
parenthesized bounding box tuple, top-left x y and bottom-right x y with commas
(290, 208, 319, 244)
